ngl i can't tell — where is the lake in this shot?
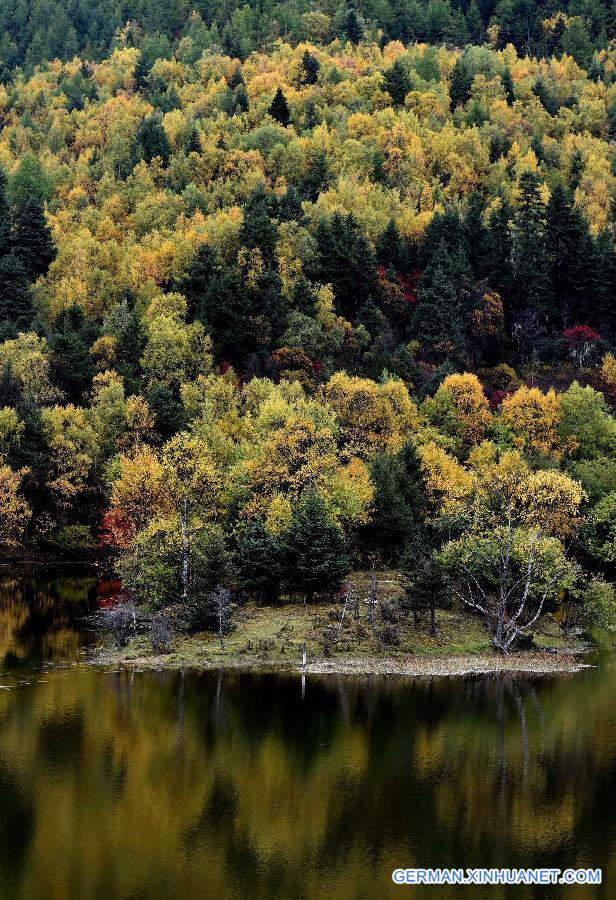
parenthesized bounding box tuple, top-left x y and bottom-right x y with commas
(0, 566, 614, 899)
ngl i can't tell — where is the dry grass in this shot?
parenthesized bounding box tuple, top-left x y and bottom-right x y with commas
(90, 570, 590, 676)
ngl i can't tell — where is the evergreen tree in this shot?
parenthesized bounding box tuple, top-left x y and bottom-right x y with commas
(595, 230, 616, 334)
(0, 168, 11, 258)
(463, 192, 489, 279)
(235, 520, 284, 601)
(400, 544, 447, 635)
(283, 491, 350, 602)
(277, 185, 304, 223)
(269, 87, 290, 126)
(0, 254, 32, 337)
(136, 114, 171, 165)
(239, 185, 278, 260)
(359, 442, 426, 563)
(180, 244, 221, 321)
(290, 275, 317, 316)
(383, 60, 411, 106)
(234, 86, 249, 113)
(511, 172, 554, 320)
(11, 197, 56, 281)
(300, 50, 320, 85)
(486, 198, 513, 296)
(377, 218, 407, 272)
(449, 56, 473, 109)
(502, 66, 515, 105)
(299, 150, 330, 202)
(546, 184, 593, 325)
(412, 241, 463, 356)
(345, 8, 364, 43)
(314, 212, 377, 319)
(532, 76, 558, 115)
(228, 66, 244, 90)
(49, 305, 98, 401)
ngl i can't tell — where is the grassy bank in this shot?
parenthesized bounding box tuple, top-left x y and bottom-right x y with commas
(90, 574, 591, 677)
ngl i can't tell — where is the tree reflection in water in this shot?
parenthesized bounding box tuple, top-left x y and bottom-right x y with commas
(0, 570, 613, 899)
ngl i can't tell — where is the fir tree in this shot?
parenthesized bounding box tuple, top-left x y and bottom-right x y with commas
(383, 60, 411, 106)
(283, 491, 350, 602)
(0, 168, 11, 259)
(449, 56, 473, 109)
(546, 184, 593, 325)
(360, 442, 425, 563)
(314, 212, 377, 319)
(400, 545, 447, 635)
(376, 218, 407, 272)
(300, 150, 330, 202)
(235, 521, 284, 601)
(463, 192, 489, 279)
(277, 185, 304, 223)
(412, 241, 463, 356)
(0, 254, 32, 337)
(11, 197, 56, 281)
(228, 66, 244, 90)
(136, 114, 171, 165)
(300, 50, 320, 85)
(180, 244, 221, 321)
(502, 66, 515, 105)
(511, 172, 554, 320)
(239, 185, 278, 260)
(269, 87, 290, 126)
(486, 198, 513, 296)
(345, 8, 364, 44)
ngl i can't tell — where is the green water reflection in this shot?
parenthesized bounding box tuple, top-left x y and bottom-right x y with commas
(0, 570, 614, 899)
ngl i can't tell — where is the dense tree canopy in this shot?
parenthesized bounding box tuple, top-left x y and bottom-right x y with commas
(0, 27, 615, 647)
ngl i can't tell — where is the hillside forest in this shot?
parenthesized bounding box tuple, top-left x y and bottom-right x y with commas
(1, 18, 616, 649)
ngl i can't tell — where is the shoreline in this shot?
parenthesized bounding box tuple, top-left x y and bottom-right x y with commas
(88, 644, 591, 678)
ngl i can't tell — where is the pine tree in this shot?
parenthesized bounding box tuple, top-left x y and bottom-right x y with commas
(228, 66, 244, 90)
(345, 8, 364, 43)
(136, 115, 171, 165)
(0, 254, 33, 337)
(412, 241, 463, 356)
(511, 172, 554, 320)
(290, 275, 317, 315)
(400, 545, 447, 635)
(485, 198, 513, 296)
(11, 198, 56, 281)
(463, 192, 489, 279)
(235, 521, 284, 601)
(300, 50, 320, 85)
(546, 184, 593, 325)
(283, 491, 350, 602)
(239, 185, 278, 260)
(376, 218, 407, 272)
(383, 60, 411, 106)
(300, 150, 330, 202)
(0, 168, 11, 259)
(314, 213, 377, 319)
(502, 66, 515, 105)
(234, 86, 249, 113)
(269, 87, 290, 126)
(360, 443, 426, 563)
(449, 56, 473, 109)
(278, 185, 304, 223)
(180, 244, 221, 321)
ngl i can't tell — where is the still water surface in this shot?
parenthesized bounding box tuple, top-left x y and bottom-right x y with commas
(0, 567, 614, 899)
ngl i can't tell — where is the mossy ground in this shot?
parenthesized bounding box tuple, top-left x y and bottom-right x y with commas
(91, 570, 590, 675)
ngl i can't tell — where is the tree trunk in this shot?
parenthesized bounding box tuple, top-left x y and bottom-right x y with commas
(180, 500, 189, 606)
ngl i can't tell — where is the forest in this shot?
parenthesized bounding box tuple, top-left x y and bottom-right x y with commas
(0, 14, 616, 651)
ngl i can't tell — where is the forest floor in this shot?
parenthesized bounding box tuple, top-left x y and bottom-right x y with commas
(90, 571, 592, 677)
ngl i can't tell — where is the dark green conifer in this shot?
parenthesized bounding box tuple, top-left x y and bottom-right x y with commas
(269, 87, 290, 126)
